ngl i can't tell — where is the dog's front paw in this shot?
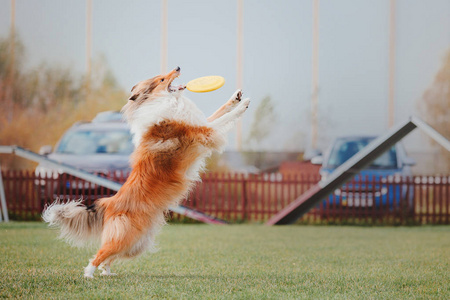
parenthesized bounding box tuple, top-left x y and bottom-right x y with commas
(242, 98, 250, 108)
(229, 89, 242, 106)
(235, 98, 250, 117)
(234, 89, 243, 102)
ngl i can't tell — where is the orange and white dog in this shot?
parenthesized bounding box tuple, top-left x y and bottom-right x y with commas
(43, 67, 250, 278)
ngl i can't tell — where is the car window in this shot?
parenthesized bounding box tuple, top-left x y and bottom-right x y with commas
(327, 138, 397, 169)
(56, 129, 134, 155)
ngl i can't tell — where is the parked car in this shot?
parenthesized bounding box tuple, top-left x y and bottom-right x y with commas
(312, 136, 415, 209)
(35, 112, 134, 199)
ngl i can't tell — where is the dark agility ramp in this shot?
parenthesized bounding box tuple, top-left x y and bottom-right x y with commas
(266, 116, 450, 225)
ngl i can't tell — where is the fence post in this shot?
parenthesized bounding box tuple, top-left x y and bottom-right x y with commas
(0, 164, 10, 222)
(242, 173, 248, 221)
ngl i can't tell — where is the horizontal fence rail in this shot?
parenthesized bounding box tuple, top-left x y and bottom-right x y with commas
(0, 145, 227, 224)
(1, 170, 449, 224)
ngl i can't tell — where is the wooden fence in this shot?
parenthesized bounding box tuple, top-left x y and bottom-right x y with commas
(1, 170, 449, 224)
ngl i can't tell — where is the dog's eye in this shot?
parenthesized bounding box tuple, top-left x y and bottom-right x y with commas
(160, 78, 164, 82)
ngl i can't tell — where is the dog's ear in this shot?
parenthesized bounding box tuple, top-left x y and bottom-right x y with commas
(129, 93, 139, 101)
(129, 78, 160, 101)
(143, 81, 159, 95)
(129, 84, 139, 101)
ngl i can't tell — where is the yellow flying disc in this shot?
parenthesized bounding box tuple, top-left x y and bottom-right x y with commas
(186, 76, 225, 93)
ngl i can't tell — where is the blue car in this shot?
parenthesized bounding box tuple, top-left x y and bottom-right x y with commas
(312, 136, 415, 209)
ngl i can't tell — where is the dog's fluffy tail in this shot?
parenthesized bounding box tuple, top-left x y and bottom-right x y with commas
(42, 200, 104, 247)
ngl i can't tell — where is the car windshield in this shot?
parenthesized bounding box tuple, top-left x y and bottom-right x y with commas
(327, 138, 398, 169)
(56, 129, 134, 155)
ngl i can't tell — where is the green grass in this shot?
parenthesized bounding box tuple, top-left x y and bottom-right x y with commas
(0, 223, 449, 299)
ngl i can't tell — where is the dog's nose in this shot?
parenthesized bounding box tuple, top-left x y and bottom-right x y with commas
(175, 66, 180, 72)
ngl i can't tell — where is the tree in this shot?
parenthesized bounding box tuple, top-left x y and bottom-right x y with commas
(420, 50, 450, 172)
(244, 95, 277, 169)
(246, 95, 277, 150)
(0, 35, 127, 169)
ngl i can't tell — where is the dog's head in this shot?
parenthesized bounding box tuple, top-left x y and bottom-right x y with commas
(128, 67, 186, 102)
(122, 67, 204, 146)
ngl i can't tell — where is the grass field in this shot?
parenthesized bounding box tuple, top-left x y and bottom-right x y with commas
(0, 222, 449, 299)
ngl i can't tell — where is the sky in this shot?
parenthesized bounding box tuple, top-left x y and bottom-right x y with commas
(0, 0, 449, 156)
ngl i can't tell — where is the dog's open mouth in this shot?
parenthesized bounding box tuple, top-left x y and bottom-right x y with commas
(168, 78, 186, 93)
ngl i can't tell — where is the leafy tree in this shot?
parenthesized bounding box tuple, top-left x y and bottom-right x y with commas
(244, 95, 277, 169)
(246, 95, 276, 150)
(420, 50, 450, 172)
(0, 35, 126, 169)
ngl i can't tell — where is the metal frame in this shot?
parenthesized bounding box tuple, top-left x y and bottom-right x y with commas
(0, 164, 9, 222)
(0, 146, 226, 224)
(266, 116, 450, 225)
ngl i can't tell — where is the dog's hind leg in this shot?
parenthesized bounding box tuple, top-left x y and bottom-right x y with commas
(84, 241, 127, 278)
(84, 217, 138, 278)
(99, 260, 117, 276)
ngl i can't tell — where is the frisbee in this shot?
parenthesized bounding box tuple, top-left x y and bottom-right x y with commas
(186, 76, 225, 93)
